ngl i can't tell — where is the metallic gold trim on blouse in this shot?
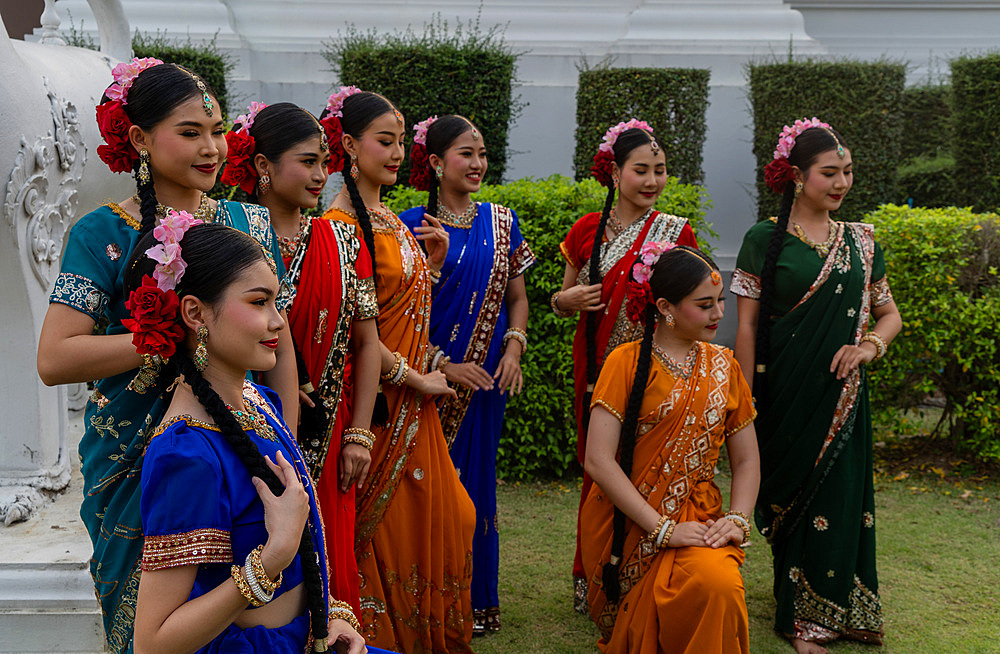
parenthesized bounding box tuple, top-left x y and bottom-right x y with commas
(141, 527, 232, 571)
(50, 272, 110, 322)
(869, 276, 893, 308)
(356, 276, 379, 320)
(730, 268, 761, 300)
(106, 202, 141, 231)
(592, 398, 623, 423)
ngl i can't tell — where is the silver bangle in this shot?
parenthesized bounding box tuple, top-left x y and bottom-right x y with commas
(655, 519, 673, 548)
(244, 555, 273, 604)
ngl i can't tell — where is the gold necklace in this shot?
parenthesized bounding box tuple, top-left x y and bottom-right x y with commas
(437, 201, 478, 228)
(133, 192, 214, 223)
(277, 215, 309, 258)
(609, 207, 653, 237)
(225, 402, 278, 442)
(792, 220, 836, 257)
(366, 202, 397, 229)
(652, 342, 698, 379)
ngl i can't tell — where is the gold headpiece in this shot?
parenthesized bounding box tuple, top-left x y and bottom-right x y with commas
(178, 66, 213, 116)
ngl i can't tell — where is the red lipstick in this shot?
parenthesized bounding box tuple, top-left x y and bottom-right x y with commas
(260, 338, 278, 349)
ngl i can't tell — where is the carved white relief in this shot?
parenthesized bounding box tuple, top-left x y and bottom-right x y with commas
(3, 75, 86, 289)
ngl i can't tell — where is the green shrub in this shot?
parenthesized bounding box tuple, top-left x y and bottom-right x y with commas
(748, 60, 906, 222)
(574, 68, 710, 185)
(897, 154, 957, 208)
(867, 204, 1000, 462)
(950, 53, 1000, 211)
(324, 17, 521, 185)
(387, 174, 712, 479)
(132, 32, 234, 117)
(900, 84, 951, 162)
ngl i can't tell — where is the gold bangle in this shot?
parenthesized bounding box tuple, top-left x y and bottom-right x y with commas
(343, 427, 375, 452)
(550, 291, 573, 317)
(381, 352, 403, 381)
(231, 564, 265, 607)
(724, 512, 752, 544)
(329, 598, 362, 632)
(860, 331, 887, 361)
(647, 514, 669, 542)
(658, 521, 677, 550)
(248, 544, 281, 594)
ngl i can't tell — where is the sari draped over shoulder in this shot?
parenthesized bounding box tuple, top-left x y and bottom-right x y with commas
(280, 216, 378, 616)
(580, 341, 756, 654)
(323, 206, 476, 654)
(562, 210, 697, 577)
(733, 220, 894, 644)
(399, 202, 535, 614)
(49, 201, 284, 653)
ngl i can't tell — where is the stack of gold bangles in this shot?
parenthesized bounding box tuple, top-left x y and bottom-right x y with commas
(231, 544, 282, 607)
(648, 514, 676, 550)
(550, 291, 573, 318)
(724, 510, 752, 544)
(860, 331, 887, 361)
(343, 427, 376, 452)
(381, 351, 409, 385)
(329, 598, 362, 632)
(502, 328, 527, 352)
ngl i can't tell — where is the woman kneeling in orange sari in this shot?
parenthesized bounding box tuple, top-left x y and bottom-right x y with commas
(581, 243, 760, 654)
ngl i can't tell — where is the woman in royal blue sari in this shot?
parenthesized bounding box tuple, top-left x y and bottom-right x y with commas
(36, 61, 297, 652)
(400, 114, 535, 635)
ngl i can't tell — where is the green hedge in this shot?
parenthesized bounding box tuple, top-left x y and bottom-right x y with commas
(386, 175, 712, 479)
(132, 32, 233, 117)
(748, 60, 906, 222)
(900, 84, 951, 162)
(574, 68, 710, 185)
(951, 53, 1000, 211)
(867, 205, 1000, 462)
(897, 154, 957, 208)
(324, 19, 521, 185)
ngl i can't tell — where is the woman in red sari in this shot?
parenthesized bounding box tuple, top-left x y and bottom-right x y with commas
(221, 101, 381, 617)
(555, 121, 699, 608)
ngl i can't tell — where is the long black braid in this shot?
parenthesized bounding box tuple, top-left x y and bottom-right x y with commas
(600, 245, 721, 604)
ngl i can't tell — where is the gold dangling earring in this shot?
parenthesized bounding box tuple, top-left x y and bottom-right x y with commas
(138, 148, 151, 185)
(194, 325, 209, 372)
(612, 175, 619, 189)
(350, 154, 359, 181)
(665, 313, 675, 329)
(258, 171, 270, 196)
(794, 181, 804, 200)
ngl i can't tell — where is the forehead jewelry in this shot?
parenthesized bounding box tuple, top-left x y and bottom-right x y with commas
(822, 127, 845, 159)
(313, 115, 329, 152)
(649, 136, 660, 154)
(179, 67, 213, 116)
(392, 108, 403, 125)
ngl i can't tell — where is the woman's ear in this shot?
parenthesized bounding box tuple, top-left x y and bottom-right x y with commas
(253, 153, 270, 178)
(428, 153, 442, 171)
(654, 297, 673, 320)
(792, 165, 805, 184)
(128, 124, 148, 155)
(179, 295, 208, 333)
(342, 132, 357, 158)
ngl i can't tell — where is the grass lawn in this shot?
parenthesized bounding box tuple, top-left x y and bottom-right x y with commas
(476, 445, 1000, 654)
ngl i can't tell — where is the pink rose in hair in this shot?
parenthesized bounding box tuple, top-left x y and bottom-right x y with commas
(413, 115, 438, 146)
(325, 86, 362, 118)
(108, 57, 164, 104)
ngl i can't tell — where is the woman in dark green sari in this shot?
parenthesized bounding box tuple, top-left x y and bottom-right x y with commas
(733, 121, 901, 654)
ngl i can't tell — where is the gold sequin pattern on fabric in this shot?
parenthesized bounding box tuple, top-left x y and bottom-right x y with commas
(141, 527, 232, 571)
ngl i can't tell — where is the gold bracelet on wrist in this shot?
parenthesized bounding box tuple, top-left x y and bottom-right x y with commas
(647, 514, 669, 542)
(248, 544, 281, 594)
(658, 520, 677, 550)
(860, 331, 887, 361)
(724, 511, 752, 544)
(550, 291, 573, 318)
(502, 328, 528, 353)
(381, 352, 403, 381)
(231, 564, 265, 607)
(342, 427, 375, 451)
(329, 598, 362, 632)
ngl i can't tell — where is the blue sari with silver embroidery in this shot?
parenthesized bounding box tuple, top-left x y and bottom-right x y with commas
(49, 200, 284, 653)
(399, 202, 535, 613)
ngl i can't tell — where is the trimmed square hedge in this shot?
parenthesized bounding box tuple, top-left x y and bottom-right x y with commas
(748, 60, 906, 222)
(574, 68, 710, 185)
(901, 84, 951, 162)
(951, 53, 1000, 212)
(325, 21, 521, 186)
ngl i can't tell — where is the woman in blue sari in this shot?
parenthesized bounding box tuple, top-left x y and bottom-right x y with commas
(400, 114, 535, 635)
(36, 61, 297, 653)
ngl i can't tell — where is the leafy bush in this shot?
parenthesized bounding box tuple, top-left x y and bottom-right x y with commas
(867, 204, 1000, 462)
(324, 16, 522, 185)
(574, 68, 710, 185)
(897, 154, 957, 208)
(950, 53, 1000, 211)
(748, 60, 906, 222)
(387, 175, 712, 479)
(900, 84, 951, 162)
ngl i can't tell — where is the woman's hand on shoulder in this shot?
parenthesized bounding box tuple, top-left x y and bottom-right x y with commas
(409, 369, 458, 399)
(666, 521, 710, 548)
(254, 450, 310, 574)
(558, 283, 605, 313)
(328, 617, 366, 654)
(442, 361, 494, 391)
(702, 518, 745, 548)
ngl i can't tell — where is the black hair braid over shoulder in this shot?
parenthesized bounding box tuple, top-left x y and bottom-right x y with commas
(174, 356, 329, 647)
(342, 169, 378, 286)
(601, 305, 656, 604)
(753, 185, 793, 403)
(583, 184, 616, 412)
(427, 176, 440, 219)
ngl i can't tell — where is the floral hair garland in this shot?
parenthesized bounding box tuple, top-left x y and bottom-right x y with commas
(221, 101, 269, 195)
(319, 86, 363, 174)
(591, 119, 653, 188)
(625, 240, 675, 323)
(95, 57, 164, 173)
(408, 115, 439, 191)
(763, 117, 830, 194)
(122, 210, 203, 358)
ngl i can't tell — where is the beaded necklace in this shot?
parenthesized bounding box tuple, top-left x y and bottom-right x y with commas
(276, 215, 309, 258)
(225, 401, 278, 442)
(792, 220, 836, 258)
(133, 192, 214, 223)
(437, 201, 478, 228)
(652, 342, 698, 379)
(608, 207, 653, 238)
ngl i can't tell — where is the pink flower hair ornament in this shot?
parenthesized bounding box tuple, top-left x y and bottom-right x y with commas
(763, 117, 831, 194)
(95, 57, 164, 173)
(234, 101, 268, 135)
(105, 57, 164, 105)
(320, 86, 364, 174)
(221, 101, 269, 194)
(625, 240, 675, 323)
(591, 118, 653, 188)
(409, 115, 439, 191)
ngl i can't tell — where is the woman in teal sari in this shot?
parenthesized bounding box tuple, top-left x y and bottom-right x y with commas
(36, 61, 295, 653)
(733, 120, 901, 654)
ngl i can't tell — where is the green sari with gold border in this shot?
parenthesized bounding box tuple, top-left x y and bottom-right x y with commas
(733, 219, 893, 644)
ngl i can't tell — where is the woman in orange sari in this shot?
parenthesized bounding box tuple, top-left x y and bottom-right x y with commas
(319, 88, 476, 653)
(556, 121, 699, 607)
(220, 101, 381, 617)
(581, 243, 760, 654)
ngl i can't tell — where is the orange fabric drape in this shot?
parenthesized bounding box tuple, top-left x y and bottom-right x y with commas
(324, 207, 475, 654)
(580, 341, 755, 654)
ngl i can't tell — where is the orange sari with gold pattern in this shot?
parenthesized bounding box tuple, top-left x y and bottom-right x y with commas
(581, 341, 756, 654)
(323, 206, 475, 654)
